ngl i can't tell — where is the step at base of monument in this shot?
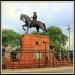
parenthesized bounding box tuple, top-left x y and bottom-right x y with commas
(3, 64, 51, 69)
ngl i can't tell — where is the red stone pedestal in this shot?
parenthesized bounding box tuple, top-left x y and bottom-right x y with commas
(21, 34, 49, 50)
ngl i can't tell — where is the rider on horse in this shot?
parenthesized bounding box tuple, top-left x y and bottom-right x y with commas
(31, 12, 37, 27)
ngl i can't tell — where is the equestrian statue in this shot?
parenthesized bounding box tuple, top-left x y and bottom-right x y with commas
(20, 12, 47, 33)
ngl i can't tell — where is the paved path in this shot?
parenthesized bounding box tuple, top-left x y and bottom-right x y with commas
(2, 66, 74, 74)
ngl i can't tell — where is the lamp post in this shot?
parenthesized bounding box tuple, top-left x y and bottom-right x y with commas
(66, 25, 71, 50)
(35, 41, 40, 67)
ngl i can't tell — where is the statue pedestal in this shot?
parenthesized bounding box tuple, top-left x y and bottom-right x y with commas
(20, 34, 49, 50)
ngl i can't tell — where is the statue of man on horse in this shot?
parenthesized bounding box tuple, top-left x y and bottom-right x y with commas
(20, 12, 47, 33)
(31, 12, 37, 27)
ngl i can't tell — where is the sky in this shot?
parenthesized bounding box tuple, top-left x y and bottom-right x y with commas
(1, 1, 74, 50)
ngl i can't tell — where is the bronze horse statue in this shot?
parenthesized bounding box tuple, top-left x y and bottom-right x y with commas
(20, 14, 47, 33)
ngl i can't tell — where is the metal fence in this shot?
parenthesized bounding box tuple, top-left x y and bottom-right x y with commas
(2, 49, 73, 69)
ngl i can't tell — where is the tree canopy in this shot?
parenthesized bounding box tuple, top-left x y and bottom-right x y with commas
(2, 29, 21, 47)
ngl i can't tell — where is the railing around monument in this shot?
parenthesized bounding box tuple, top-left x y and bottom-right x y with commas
(2, 48, 72, 69)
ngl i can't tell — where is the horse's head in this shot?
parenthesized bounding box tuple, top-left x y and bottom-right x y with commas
(20, 14, 31, 23)
(20, 14, 25, 20)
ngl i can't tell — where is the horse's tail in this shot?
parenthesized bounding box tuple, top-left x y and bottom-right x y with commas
(43, 23, 47, 32)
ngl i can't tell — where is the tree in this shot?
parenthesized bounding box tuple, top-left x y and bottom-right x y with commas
(2, 29, 21, 47)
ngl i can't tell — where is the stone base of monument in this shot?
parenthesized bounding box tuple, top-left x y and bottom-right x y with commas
(21, 34, 49, 50)
(3, 34, 72, 69)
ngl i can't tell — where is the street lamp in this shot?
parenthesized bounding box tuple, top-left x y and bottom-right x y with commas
(66, 25, 71, 50)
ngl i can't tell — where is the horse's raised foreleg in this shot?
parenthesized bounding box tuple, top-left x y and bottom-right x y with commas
(26, 27, 29, 34)
(25, 22, 31, 34)
(22, 25, 26, 31)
